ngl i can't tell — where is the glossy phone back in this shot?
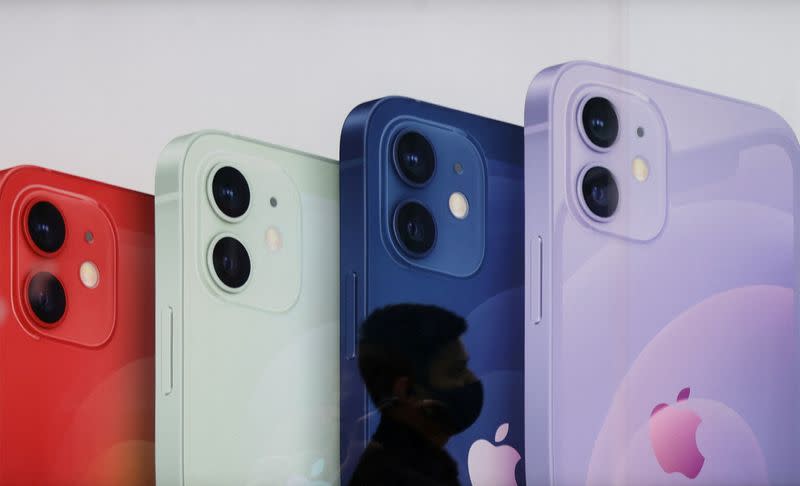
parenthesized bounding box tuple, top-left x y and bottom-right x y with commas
(340, 97, 525, 484)
(0, 166, 154, 485)
(525, 62, 800, 485)
(155, 132, 339, 485)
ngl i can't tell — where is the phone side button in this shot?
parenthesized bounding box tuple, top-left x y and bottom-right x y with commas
(531, 236, 542, 324)
(345, 272, 358, 360)
(160, 307, 173, 395)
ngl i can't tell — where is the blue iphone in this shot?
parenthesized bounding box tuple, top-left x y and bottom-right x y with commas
(339, 97, 525, 485)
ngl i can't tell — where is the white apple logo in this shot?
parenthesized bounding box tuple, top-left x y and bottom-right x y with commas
(286, 458, 331, 486)
(468, 423, 521, 486)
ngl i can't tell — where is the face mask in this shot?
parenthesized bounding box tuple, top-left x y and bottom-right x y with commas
(422, 380, 484, 435)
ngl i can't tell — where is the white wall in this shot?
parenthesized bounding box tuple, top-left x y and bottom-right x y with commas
(1, 1, 797, 194)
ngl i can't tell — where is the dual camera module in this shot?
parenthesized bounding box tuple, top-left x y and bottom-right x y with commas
(210, 166, 252, 290)
(580, 97, 620, 219)
(393, 132, 437, 258)
(394, 98, 624, 236)
(26, 201, 68, 325)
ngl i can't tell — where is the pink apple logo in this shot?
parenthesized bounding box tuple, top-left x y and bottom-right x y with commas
(467, 423, 521, 486)
(650, 387, 705, 479)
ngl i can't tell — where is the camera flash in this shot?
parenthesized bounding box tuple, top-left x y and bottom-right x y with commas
(80, 261, 100, 289)
(448, 192, 469, 220)
(265, 226, 283, 252)
(632, 156, 650, 182)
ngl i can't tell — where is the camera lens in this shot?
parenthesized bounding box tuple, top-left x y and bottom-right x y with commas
(212, 236, 251, 289)
(28, 272, 66, 325)
(581, 166, 619, 219)
(394, 132, 435, 185)
(581, 97, 619, 149)
(394, 201, 436, 257)
(28, 201, 66, 253)
(212, 166, 250, 219)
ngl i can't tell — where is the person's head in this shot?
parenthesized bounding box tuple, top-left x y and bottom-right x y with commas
(357, 304, 483, 443)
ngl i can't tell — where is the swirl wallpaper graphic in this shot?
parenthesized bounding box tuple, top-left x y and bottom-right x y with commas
(586, 285, 790, 485)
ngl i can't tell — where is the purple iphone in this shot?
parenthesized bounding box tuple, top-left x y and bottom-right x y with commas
(524, 61, 800, 485)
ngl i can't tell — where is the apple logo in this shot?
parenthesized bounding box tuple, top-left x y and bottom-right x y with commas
(589, 384, 770, 486)
(585, 286, 781, 485)
(286, 458, 331, 486)
(468, 423, 521, 486)
(650, 387, 705, 479)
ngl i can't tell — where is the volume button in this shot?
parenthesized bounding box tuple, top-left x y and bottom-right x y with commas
(345, 272, 358, 360)
(161, 307, 173, 395)
(531, 237, 542, 324)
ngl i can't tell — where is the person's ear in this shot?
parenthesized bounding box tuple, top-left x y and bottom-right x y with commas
(392, 376, 412, 401)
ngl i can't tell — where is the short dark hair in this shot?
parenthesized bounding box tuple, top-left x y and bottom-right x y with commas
(357, 303, 467, 406)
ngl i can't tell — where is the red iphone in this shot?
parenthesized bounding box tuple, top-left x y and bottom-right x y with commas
(0, 166, 154, 485)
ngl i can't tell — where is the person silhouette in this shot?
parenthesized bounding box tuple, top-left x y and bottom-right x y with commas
(349, 304, 483, 486)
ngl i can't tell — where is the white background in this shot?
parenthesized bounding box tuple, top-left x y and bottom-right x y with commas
(1, 1, 798, 194)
